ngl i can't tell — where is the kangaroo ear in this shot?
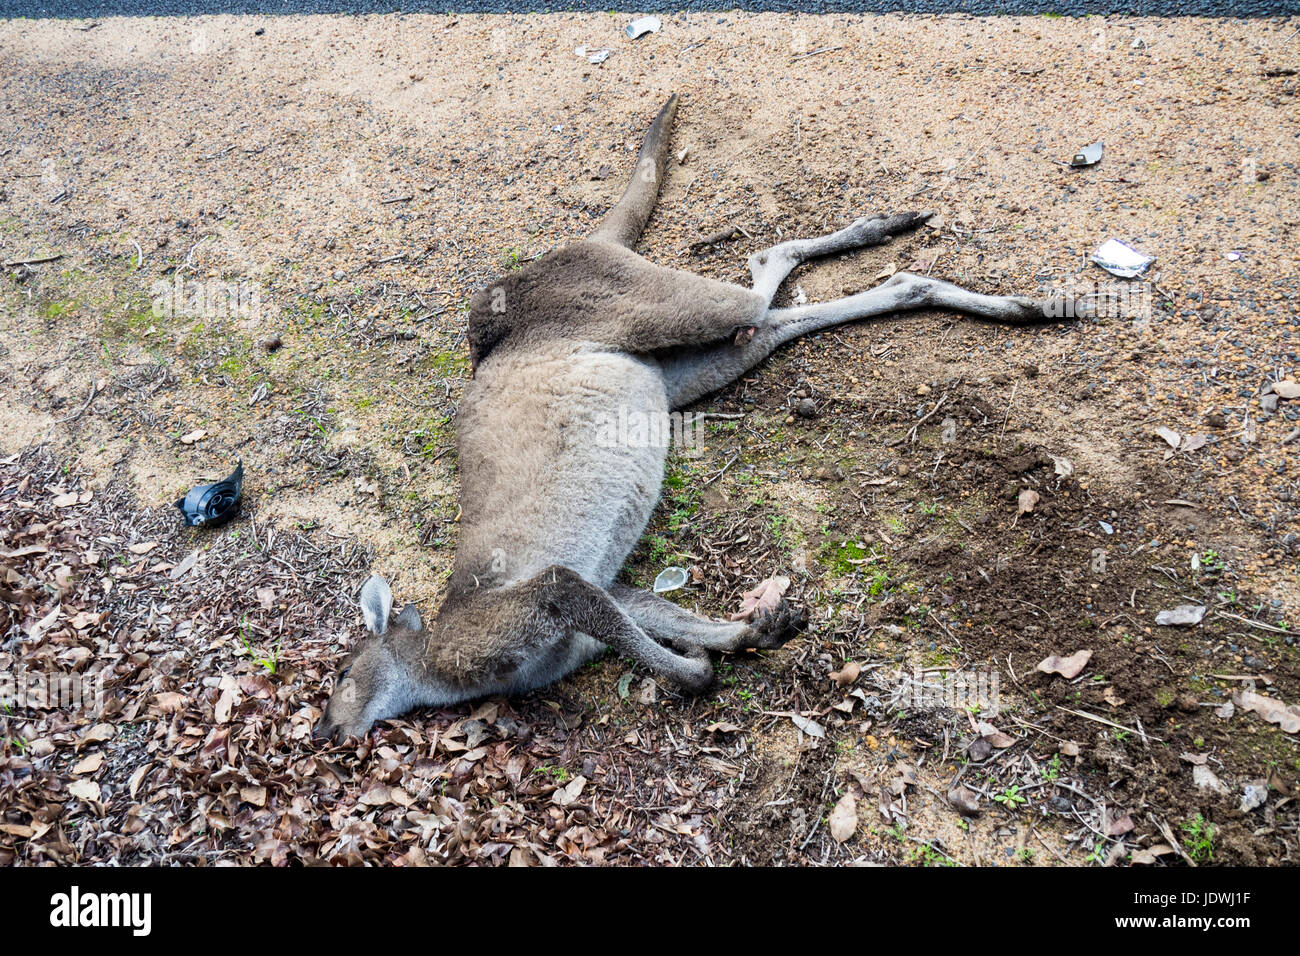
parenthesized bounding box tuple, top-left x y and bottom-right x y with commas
(359, 575, 394, 635)
(395, 603, 422, 633)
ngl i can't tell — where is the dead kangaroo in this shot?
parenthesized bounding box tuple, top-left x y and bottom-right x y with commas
(316, 94, 1076, 741)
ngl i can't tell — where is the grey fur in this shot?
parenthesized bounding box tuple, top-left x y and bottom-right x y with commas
(315, 95, 1080, 742)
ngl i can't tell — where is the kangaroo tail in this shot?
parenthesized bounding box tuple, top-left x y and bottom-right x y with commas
(589, 93, 679, 249)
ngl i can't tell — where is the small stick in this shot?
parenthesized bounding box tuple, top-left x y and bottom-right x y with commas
(1056, 706, 1163, 742)
(4, 253, 62, 268)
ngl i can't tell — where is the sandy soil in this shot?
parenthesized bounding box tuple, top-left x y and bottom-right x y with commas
(0, 13, 1297, 866)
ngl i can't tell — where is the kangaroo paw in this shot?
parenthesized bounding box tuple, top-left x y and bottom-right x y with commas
(745, 600, 809, 650)
(848, 209, 934, 246)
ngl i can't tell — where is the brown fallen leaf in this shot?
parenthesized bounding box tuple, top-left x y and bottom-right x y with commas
(179, 429, 207, 444)
(728, 575, 791, 622)
(974, 721, 1016, 748)
(1017, 489, 1040, 515)
(1037, 649, 1093, 679)
(1106, 812, 1136, 837)
(67, 779, 101, 802)
(153, 692, 188, 714)
(830, 661, 861, 687)
(1130, 844, 1174, 865)
(1271, 380, 1300, 399)
(947, 786, 981, 816)
(828, 792, 858, 843)
(128, 541, 158, 555)
(72, 752, 103, 775)
(1234, 689, 1300, 734)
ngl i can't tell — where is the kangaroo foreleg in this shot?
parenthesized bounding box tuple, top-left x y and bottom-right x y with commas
(609, 584, 805, 652)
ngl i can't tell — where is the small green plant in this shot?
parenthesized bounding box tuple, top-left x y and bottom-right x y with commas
(502, 247, 523, 270)
(1182, 814, 1215, 862)
(1042, 753, 1062, 782)
(910, 843, 956, 867)
(533, 764, 569, 782)
(238, 616, 281, 675)
(1085, 839, 1108, 865)
(994, 785, 1028, 810)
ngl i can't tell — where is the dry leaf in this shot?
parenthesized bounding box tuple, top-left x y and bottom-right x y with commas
(179, 429, 207, 444)
(729, 576, 791, 622)
(1235, 689, 1300, 734)
(1050, 455, 1074, 478)
(1154, 426, 1181, 449)
(1192, 764, 1229, 795)
(791, 714, 825, 738)
(67, 779, 101, 802)
(830, 661, 861, 687)
(552, 775, 588, 807)
(828, 792, 858, 843)
(947, 786, 981, 817)
(1037, 649, 1093, 679)
(72, 752, 103, 775)
(1017, 489, 1040, 515)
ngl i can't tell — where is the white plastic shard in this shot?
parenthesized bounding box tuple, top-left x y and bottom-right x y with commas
(1071, 142, 1104, 167)
(652, 566, 688, 593)
(1091, 238, 1155, 278)
(626, 16, 662, 40)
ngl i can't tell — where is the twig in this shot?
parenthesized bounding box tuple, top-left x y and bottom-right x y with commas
(53, 380, 97, 425)
(690, 226, 741, 252)
(789, 45, 843, 62)
(1056, 706, 1163, 742)
(1215, 610, 1291, 634)
(889, 392, 948, 447)
(4, 253, 63, 268)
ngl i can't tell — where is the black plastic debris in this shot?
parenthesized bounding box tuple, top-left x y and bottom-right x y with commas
(175, 461, 243, 527)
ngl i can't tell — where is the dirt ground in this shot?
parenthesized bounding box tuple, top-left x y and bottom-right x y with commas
(1, 12, 1298, 866)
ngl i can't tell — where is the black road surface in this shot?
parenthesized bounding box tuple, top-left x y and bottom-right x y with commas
(1, 1, 1297, 19)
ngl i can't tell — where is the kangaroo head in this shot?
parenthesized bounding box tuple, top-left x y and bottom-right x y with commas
(315, 574, 424, 743)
